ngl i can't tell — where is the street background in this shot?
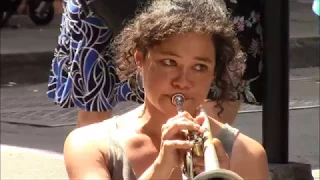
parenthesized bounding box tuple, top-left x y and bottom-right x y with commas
(1, 0, 319, 179)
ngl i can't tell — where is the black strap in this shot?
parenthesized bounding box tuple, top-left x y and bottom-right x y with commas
(216, 123, 239, 156)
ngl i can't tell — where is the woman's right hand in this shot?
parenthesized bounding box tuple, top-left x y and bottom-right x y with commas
(154, 111, 206, 176)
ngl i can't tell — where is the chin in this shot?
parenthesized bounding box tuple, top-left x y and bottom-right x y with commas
(160, 98, 199, 117)
(161, 103, 179, 118)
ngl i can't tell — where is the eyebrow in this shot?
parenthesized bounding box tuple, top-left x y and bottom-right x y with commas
(157, 50, 213, 63)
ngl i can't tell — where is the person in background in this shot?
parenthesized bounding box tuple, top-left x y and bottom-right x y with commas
(204, 0, 264, 123)
(47, 0, 144, 127)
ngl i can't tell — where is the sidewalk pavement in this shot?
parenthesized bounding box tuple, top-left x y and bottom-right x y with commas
(1, 145, 67, 180)
(1, 144, 319, 179)
(0, 1, 319, 85)
(0, 69, 319, 179)
(0, 67, 318, 127)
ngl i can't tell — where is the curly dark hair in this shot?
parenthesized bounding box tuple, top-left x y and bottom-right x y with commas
(112, 0, 246, 115)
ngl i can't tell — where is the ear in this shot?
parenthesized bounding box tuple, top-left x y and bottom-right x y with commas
(134, 49, 144, 69)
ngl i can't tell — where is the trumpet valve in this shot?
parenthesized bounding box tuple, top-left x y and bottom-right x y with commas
(189, 131, 204, 157)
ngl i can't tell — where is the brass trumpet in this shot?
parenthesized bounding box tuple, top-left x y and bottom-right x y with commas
(171, 93, 243, 180)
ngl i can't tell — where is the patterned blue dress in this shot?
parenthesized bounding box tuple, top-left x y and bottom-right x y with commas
(47, 0, 263, 112)
(47, 0, 143, 111)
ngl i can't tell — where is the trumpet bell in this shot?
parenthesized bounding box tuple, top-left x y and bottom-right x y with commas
(193, 169, 243, 180)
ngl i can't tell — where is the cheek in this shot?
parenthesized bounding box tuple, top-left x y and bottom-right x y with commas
(193, 75, 214, 96)
(142, 64, 169, 92)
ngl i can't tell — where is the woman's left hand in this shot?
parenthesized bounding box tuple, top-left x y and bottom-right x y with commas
(192, 138, 230, 174)
(192, 114, 230, 175)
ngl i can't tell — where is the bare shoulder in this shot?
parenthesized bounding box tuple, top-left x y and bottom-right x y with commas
(65, 121, 110, 149)
(233, 133, 267, 162)
(231, 132, 269, 179)
(63, 121, 112, 179)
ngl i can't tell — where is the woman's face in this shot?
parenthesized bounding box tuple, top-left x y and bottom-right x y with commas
(136, 32, 216, 117)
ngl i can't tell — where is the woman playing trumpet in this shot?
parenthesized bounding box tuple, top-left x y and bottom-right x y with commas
(63, 0, 269, 179)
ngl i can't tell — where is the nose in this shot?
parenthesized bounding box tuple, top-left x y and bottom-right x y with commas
(172, 68, 192, 90)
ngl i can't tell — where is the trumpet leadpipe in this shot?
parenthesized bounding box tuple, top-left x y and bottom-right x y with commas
(171, 93, 194, 178)
(193, 109, 244, 180)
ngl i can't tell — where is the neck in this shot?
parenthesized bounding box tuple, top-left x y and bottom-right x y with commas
(138, 103, 170, 139)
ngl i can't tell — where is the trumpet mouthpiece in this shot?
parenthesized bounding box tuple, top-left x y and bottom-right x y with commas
(172, 93, 185, 113)
(171, 93, 185, 106)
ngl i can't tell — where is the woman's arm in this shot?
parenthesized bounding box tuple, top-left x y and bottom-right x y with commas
(231, 133, 269, 180)
(63, 127, 111, 180)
